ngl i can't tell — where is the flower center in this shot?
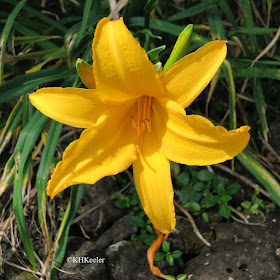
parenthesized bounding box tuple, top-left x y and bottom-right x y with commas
(131, 95, 152, 152)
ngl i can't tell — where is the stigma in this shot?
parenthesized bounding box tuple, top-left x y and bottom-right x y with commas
(131, 95, 152, 153)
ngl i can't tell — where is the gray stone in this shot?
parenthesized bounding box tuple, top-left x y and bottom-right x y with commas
(185, 213, 280, 280)
(105, 240, 161, 280)
(95, 215, 138, 249)
(59, 239, 107, 280)
(78, 178, 125, 239)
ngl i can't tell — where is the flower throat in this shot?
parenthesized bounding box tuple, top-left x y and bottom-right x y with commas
(131, 95, 152, 153)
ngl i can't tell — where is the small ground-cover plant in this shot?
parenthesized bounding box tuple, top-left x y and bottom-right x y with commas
(176, 166, 241, 220)
(238, 188, 276, 215)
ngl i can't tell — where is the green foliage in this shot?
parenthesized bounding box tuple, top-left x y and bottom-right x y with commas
(155, 240, 184, 266)
(177, 167, 241, 221)
(238, 188, 276, 215)
(154, 240, 186, 279)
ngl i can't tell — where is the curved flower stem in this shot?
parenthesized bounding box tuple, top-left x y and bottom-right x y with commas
(147, 229, 174, 280)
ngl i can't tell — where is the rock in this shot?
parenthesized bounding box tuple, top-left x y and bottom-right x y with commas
(105, 240, 161, 280)
(0, 271, 37, 280)
(59, 239, 107, 280)
(185, 213, 280, 280)
(95, 215, 138, 249)
(77, 178, 125, 239)
(169, 216, 212, 257)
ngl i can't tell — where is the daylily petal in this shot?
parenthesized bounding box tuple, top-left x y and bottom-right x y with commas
(29, 87, 107, 128)
(47, 102, 138, 198)
(92, 17, 165, 103)
(154, 99, 250, 166)
(133, 102, 176, 234)
(160, 41, 227, 108)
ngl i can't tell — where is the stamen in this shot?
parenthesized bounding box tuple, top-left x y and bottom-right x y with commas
(146, 96, 152, 132)
(129, 115, 136, 128)
(134, 95, 153, 153)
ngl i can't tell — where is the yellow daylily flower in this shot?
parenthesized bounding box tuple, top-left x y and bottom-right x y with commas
(29, 17, 250, 235)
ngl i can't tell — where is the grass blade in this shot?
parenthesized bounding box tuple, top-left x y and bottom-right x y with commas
(36, 121, 63, 252)
(202, 0, 225, 40)
(252, 79, 268, 142)
(0, 67, 70, 103)
(239, 0, 257, 54)
(0, 0, 27, 84)
(227, 66, 280, 80)
(51, 185, 85, 279)
(237, 149, 280, 206)
(13, 110, 48, 270)
(0, 97, 22, 155)
(168, 0, 219, 22)
(222, 60, 237, 130)
(0, 154, 15, 197)
(75, 0, 93, 46)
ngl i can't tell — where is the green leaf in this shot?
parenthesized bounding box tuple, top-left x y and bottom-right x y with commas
(128, 216, 146, 228)
(193, 182, 206, 192)
(183, 202, 201, 212)
(179, 186, 202, 204)
(227, 184, 240, 195)
(0, 67, 69, 104)
(202, 212, 210, 223)
(237, 149, 280, 206)
(202, 0, 225, 39)
(51, 185, 85, 279)
(197, 170, 215, 182)
(228, 27, 279, 36)
(146, 225, 153, 233)
(36, 120, 62, 251)
(229, 67, 280, 80)
(115, 199, 129, 209)
(168, 0, 220, 22)
(222, 60, 236, 130)
(171, 250, 183, 259)
(219, 203, 231, 218)
(75, 0, 93, 47)
(241, 201, 251, 209)
(154, 252, 165, 261)
(13, 110, 48, 270)
(176, 171, 190, 188)
(147, 45, 166, 61)
(166, 252, 174, 265)
(201, 195, 219, 208)
(0, 0, 27, 84)
(217, 183, 226, 196)
(239, 0, 258, 54)
(177, 274, 187, 280)
(220, 194, 232, 203)
(162, 241, 170, 253)
(252, 79, 268, 141)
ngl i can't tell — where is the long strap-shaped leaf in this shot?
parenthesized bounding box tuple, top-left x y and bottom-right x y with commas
(13, 110, 48, 270)
(36, 121, 63, 252)
(0, 0, 27, 84)
(238, 149, 280, 206)
(239, 0, 268, 142)
(50, 184, 85, 280)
